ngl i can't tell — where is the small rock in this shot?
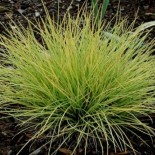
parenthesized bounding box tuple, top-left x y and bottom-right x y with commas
(17, 9, 25, 14)
(35, 11, 40, 17)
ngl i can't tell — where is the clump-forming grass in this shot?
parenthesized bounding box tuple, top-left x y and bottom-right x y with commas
(0, 13, 155, 154)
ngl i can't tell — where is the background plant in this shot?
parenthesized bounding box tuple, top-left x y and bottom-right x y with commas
(0, 12, 155, 154)
(91, 0, 109, 24)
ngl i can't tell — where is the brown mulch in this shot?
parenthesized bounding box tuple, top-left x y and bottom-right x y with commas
(0, 0, 155, 155)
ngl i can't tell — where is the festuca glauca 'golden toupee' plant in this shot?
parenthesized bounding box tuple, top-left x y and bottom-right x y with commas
(0, 9, 155, 155)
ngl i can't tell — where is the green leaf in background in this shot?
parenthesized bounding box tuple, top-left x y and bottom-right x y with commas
(101, 0, 109, 18)
(91, 0, 109, 24)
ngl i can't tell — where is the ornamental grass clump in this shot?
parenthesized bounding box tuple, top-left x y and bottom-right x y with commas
(0, 13, 155, 154)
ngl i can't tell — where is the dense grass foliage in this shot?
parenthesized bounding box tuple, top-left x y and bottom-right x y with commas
(0, 14, 155, 154)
